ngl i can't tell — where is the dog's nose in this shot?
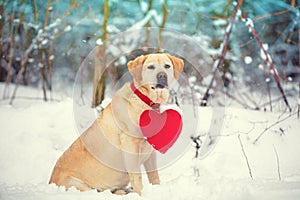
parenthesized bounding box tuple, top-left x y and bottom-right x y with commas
(157, 72, 167, 80)
(156, 72, 168, 89)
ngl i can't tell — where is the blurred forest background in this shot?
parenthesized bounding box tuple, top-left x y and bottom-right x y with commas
(0, 0, 299, 112)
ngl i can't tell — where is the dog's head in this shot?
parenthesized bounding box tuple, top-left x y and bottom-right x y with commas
(128, 53, 184, 103)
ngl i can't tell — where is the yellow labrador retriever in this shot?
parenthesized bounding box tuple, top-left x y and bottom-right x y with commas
(49, 53, 184, 195)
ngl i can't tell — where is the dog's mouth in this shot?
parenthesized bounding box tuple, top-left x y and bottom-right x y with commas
(151, 82, 168, 89)
(156, 83, 168, 89)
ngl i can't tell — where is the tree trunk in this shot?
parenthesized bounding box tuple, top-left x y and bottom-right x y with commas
(161, 0, 167, 29)
(92, 0, 109, 108)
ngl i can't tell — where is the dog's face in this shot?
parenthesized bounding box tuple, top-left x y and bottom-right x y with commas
(128, 53, 184, 103)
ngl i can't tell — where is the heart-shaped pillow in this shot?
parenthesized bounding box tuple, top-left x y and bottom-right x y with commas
(139, 109, 183, 154)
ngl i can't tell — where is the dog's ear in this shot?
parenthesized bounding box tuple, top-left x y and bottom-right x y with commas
(166, 54, 184, 80)
(127, 55, 148, 82)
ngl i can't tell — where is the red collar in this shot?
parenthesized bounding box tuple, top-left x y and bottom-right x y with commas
(130, 82, 160, 111)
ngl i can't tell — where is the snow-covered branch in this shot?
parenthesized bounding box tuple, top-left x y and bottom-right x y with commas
(5, 1, 84, 104)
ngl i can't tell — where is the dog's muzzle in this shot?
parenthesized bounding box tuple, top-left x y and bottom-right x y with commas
(156, 72, 168, 89)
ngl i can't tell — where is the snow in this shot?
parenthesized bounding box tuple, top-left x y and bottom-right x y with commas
(14, 35, 20, 42)
(46, 19, 61, 31)
(258, 64, 264, 70)
(236, 9, 242, 17)
(213, 19, 227, 26)
(26, 23, 39, 30)
(270, 68, 278, 76)
(42, 39, 49, 46)
(13, 19, 20, 23)
(160, 104, 182, 115)
(225, 22, 232, 33)
(28, 58, 34, 63)
(49, 55, 55, 60)
(244, 56, 253, 64)
(0, 84, 300, 199)
(188, 76, 197, 85)
(260, 49, 272, 62)
(242, 17, 255, 32)
(107, 25, 121, 33)
(158, 0, 165, 5)
(263, 43, 269, 50)
(38, 63, 44, 68)
(37, 29, 43, 35)
(53, 28, 58, 34)
(119, 56, 127, 65)
(128, 10, 162, 31)
(96, 38, 103, 45)
(64, 25, 72, 32)
(245, 18, 254, 28)
(140, 0, 148, 13)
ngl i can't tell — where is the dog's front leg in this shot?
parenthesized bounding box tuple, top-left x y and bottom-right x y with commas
(120, 134, 143, 195)
(144, 151, 160, 185)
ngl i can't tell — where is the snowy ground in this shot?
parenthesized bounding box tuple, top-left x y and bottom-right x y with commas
(0, 84, 300, 200)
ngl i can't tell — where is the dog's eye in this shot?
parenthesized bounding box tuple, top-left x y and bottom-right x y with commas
(164, 64, 171, 69)
(147, 65, 155, 70)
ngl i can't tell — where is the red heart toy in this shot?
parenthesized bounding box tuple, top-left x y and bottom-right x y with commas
(139, 109, 183, 154)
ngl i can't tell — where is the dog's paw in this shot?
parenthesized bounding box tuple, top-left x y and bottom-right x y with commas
(111, 187, 134, 195)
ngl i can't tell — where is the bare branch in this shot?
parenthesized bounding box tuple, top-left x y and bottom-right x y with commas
(298, 83, 300, 119)
(266, 79, 272, 112)
(9, 43, 35, 104)
(273, 144, 281, 181)
(215, 88, 257, 110)
(7, 1, 84, 104)
(43, 0, 51, 32)
(58, 1, 80, 20)
(201, 1, 242, 106)
(238, 134, 253, 180)
(298, 29, 300, 119)
(3, 12, 16, 99)
(253, 5, 300, 21)
(160, 0, 167, 29)
(253, 112, 298, 144)
(241, 14, 292, 112)
(191, 135, 202, 158)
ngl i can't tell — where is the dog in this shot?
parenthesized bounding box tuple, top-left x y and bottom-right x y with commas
(49, 53, 184, 195)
